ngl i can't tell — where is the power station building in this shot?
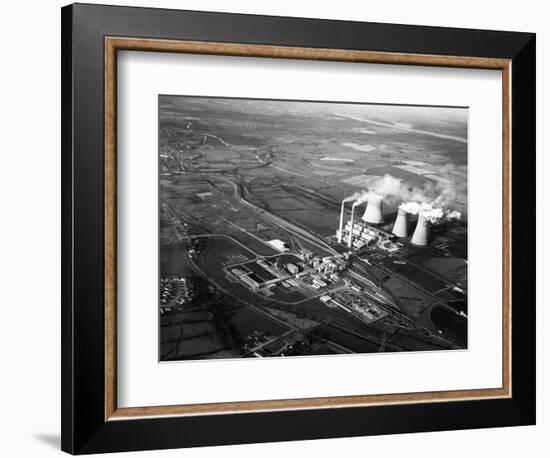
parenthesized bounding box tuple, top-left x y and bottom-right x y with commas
(392, 207, 408, 238)
(411, 214, 429, 246)
(337, 194, 433, 249)
(341, 222, 380, 250)
(361, 194, 384, 224)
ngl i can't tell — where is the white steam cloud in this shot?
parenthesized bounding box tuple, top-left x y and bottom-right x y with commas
(343, 172, 463, 225)
(343, 192, 361, 203)
(399, 202, 460, 224)
(352, 190, 381, 207)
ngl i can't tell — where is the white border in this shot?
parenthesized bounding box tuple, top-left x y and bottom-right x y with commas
(117, 51, 502, 408)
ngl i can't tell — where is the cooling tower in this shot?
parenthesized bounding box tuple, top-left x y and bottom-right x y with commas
(411, 214, 429, 247)
(392, 207, 408, 238)
(338, 201, 346, 243)
(347, 204, 356, 248)
(361, 195, 384, 224)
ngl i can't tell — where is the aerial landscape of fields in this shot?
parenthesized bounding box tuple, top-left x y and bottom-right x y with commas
(158, 95, 468, 361)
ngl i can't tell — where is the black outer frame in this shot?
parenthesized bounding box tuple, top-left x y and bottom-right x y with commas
(61, 3, 536, 454)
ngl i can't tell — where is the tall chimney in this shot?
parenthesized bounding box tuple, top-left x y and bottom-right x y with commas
(338, 201, 346, 243)
(392, 207, 408, 238)
(348, 204, 356, 248)
(411, 214, 429, 246)
(362, 195, 384, 224)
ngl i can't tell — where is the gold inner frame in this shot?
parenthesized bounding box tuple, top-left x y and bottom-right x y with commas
(104, 37, 512, 421)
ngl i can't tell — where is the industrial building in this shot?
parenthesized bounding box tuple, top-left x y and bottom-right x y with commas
(411, 214, 429, 246)
(232, 269, 262, 290)
(267, 239, 290, 252)
(337, 194, 435, 249)
(392, 207, 408, 237)
(337, 194, 390, 249)
(362, 194, 384, 224)
(307, 254, 348, 275)
(286, 263, 300, 274)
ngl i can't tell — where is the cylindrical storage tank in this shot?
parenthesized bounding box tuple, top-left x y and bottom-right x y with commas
(411, 214, 429, 246)
(361, 195, 384, 224)
(392, 207, 408, 238)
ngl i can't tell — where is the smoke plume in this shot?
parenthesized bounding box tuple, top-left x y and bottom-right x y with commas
(398, 201, 461, 224)
(344, 173, 457, 206)
(343, 172, 463, 225)
(343, 192, 362, 203)
(352, 191, 381, 207)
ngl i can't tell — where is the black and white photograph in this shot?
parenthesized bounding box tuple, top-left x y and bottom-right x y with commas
(159, 96, 468, 361)
(0, 0, 543, 456)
